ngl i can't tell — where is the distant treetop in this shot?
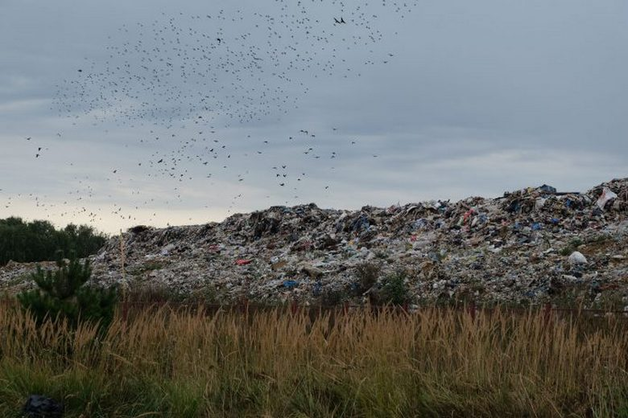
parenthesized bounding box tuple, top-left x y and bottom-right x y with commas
(0, 217, 107, 266)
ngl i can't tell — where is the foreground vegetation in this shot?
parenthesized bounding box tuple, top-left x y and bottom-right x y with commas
(1, 303, 628, 417)
(0, 217, 106, 266)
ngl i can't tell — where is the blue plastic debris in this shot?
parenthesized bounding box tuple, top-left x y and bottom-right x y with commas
(351, 214, 370, 232)
(312, 281, 322, 296)
(412, 218, 428, 230)
(283, 280, 298, 289)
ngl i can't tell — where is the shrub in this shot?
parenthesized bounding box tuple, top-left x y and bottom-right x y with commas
(379, 270, 411, 306)
(17, 250, 117, 331)
(353, 262, 380, 296)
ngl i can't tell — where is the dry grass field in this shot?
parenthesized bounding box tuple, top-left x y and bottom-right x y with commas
(1, 303, 628, 417)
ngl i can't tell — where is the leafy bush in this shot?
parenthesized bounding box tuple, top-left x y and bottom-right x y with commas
(379, 270, 411, 306)
(353, 262, 380, 296)
(17, 251, 117, 331)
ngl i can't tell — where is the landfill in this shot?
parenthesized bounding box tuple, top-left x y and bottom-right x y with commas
(2, 178, 627, 308)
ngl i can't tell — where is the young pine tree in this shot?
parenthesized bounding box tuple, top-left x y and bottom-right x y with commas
(18, 250, 117, 330)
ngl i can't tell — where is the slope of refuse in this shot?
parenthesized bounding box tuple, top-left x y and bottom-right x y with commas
(3, 178, 628, 308)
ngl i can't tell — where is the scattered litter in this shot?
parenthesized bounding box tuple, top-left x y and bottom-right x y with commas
(597, 187, 618, 211)
(568, 251, 588, 265)
(22, 394, 64, 418)
(283, 280, 299, 289)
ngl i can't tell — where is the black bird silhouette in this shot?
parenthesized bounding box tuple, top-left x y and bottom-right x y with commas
(44, 0, 423, 225)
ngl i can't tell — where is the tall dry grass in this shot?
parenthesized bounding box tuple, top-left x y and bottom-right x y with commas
(1, 303, 628, 417)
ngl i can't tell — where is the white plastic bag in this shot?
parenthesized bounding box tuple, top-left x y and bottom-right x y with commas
(597, 187, 618, 211)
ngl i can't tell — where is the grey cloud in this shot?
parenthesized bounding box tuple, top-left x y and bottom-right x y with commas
(1, 0, 627, 233)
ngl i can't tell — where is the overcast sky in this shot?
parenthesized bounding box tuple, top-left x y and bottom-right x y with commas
(1, 0, 627, 234)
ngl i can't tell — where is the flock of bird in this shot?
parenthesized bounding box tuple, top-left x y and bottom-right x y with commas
(7, 0, 421, 230)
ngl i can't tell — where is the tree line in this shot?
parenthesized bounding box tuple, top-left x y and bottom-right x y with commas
(0, 217, 107, 266)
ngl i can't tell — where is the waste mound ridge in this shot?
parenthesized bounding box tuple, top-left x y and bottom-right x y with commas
(4, 178, 628, 307)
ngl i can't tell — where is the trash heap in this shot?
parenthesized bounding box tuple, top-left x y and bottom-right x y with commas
(2, 178, 627, 308)
(0, 260, 57, 290)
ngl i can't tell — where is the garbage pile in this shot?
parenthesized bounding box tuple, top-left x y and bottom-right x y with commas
(2, 178, 627, 308)
(0, 260, 57, 291)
